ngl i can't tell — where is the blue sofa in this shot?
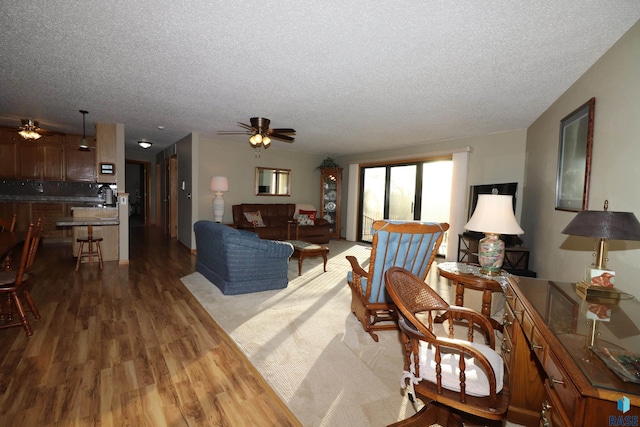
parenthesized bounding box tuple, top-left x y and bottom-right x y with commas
(194, 220, 294, 295)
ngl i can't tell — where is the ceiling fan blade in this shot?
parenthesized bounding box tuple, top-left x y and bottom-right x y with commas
(269, 128, 296, 135)
(269, 134, 295, 142)
(237, 122, 253, 131)
(218, 131, 250, 135)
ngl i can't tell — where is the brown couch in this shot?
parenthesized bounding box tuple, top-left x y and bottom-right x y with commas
(232, 203, 330, 244)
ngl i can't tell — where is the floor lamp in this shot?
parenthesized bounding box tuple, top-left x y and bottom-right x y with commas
(210, 176, 229, 222)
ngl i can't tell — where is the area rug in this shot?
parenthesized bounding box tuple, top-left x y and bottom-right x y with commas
(181, 240, 417, 426)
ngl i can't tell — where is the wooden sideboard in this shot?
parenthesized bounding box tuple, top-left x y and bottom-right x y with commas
(504, 276, 640, 426)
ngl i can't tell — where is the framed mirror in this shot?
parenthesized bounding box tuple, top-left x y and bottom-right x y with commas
(256, 167, 291, 196)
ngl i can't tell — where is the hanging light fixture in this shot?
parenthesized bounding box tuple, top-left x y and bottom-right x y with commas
(79, 110, 90, 150)
(18, 119, 42, 140)
(138, 140, 152, 149)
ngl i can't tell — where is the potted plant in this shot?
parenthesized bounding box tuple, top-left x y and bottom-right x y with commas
(316, 157, 340, 170)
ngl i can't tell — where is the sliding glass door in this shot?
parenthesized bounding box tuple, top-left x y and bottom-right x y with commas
(359, 159, 452, 252)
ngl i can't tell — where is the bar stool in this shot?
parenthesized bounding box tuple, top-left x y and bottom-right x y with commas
(76, 225, 103, 271)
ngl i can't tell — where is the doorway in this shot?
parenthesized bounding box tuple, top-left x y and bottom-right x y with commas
(125, 160, 151, 226)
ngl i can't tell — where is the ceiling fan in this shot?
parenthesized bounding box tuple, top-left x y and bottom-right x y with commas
(218, 117, 296, 148)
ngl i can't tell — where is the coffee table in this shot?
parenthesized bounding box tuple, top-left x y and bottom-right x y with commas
(285, 240, 329, 276)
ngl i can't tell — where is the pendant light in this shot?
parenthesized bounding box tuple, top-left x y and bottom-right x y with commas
(79, 110, 90, 151)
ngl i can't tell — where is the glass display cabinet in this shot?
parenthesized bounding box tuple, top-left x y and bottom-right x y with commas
(319, 167, 342, 239)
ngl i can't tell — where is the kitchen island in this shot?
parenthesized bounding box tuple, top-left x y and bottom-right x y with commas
(56, 206, 119, 262)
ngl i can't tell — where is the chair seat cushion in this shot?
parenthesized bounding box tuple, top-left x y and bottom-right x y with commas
(0, 271, 29, 286)
(418, 338, 504, 397)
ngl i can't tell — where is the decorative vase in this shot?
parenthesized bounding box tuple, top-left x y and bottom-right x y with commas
(478, 233, 504, 275)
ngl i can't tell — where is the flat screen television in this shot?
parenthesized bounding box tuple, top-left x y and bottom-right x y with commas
(466, 182, 521, 245)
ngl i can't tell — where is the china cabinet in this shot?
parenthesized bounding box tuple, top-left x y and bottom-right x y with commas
(319, 167, 342, 239)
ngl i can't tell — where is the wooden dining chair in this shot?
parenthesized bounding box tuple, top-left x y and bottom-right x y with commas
(384, 267, 509, 427)
(0, 219, 43, 336)
(0, 213, 17, 232)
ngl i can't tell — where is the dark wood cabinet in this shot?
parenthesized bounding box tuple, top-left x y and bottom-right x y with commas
(31, 202, 65, 239)
(18, 139, 64, 180)
(0, 126, 95, 181)
(64, 135, 96, 181)
(319, 167, 342, 239)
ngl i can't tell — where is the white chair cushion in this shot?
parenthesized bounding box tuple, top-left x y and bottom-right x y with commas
(418, 338, 504, 397)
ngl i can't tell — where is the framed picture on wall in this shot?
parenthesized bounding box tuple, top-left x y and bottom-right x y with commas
(555, 97, 595, 211)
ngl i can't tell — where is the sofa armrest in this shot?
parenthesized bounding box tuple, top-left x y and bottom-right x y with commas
(227, 235, 294, 257)
(314, 218, 329, 226)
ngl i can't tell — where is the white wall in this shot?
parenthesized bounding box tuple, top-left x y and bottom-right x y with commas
(523, 20, 640, 296)
(195, 137, 327, 225)
(336, 129, 528, 245)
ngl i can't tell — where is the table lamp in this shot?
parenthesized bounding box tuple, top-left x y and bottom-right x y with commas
(561, 200, 640, 288)
(464, 193, 524, 275)
(210, 176, 229, 222)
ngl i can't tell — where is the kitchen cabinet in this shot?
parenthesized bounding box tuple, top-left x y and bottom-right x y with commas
(31, 202, 65, 239)
(0, 202, 55, 237)
(64, 135, 96, 182)
(18, 134, 64, 180)
(319, 167, 342, 239)
(0, 128, 18, 178)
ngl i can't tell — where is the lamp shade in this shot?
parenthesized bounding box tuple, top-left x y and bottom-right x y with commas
(464, 194, 524, 235)
(210, 176, 229, 192)
(561, 210, 640, 241)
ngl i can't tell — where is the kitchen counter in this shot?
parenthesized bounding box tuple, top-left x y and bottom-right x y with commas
(56, 216, 119, 227)
(0, 195, 103, 203)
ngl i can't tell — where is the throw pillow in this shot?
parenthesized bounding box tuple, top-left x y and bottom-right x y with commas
(296, 213, 314, 226)
(298, 209, 317, 221)
(243, 211, 266, 227)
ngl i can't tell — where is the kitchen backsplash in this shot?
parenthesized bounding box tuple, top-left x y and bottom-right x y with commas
(0, 179, 115, 198)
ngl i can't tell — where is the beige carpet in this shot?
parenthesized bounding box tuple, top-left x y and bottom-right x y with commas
(181, 241, 520, 426)
(181, 240, 420, 426)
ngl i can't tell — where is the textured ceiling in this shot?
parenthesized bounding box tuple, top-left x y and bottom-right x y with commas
(1, 1, 639, 156)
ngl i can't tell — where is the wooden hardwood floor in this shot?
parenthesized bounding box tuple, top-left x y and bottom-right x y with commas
(0, 226, 301, 427)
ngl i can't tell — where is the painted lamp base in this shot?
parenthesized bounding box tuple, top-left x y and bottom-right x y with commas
(478, 233, 505, 275)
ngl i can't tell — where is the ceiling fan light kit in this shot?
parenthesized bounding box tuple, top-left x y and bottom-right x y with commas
(18, 119, 42, 140)
(219, 117, 295, 151)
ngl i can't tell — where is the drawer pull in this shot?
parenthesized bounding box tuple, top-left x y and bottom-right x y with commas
(502, 318, 512, 327)
(549, 375, 564, 388)
(500, 342, 511, 354)
(531, 343, 543, 351)
(505, 294, 515, 300)
(541, 401, 552, 427)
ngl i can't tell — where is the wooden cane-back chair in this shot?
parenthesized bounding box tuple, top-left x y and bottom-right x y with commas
(0, 219, 43, 336)
(346, 220, 449, 341)
(385, 267, 509, 426)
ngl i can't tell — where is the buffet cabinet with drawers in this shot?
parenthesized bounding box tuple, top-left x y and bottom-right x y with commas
(503, 276, 640, 426)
